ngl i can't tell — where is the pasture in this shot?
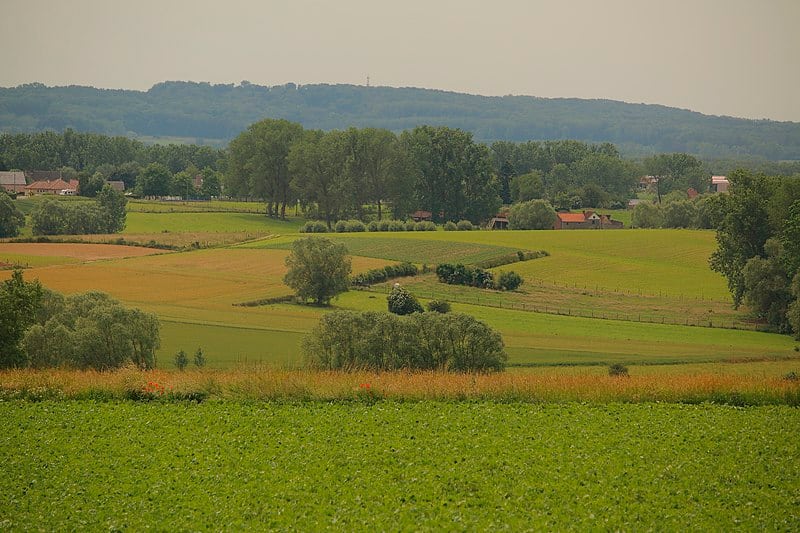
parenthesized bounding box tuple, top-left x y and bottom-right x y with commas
(2, 401, 798, 530)
(2, 208, 798, 369)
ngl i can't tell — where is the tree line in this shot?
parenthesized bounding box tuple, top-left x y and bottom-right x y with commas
(710, 170, 800, 337)
(3, 81, 799, 160)
(0, 270, 160, 370)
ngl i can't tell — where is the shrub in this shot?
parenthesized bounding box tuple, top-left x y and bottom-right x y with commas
(496, 271, 523, 291)
(174, 350, 189, 370)
(427, 299, 451, 313)
(303, 310, 507, 371)
(194, 347, 205, 368)
(608, 363, 629, 377)
(436, 263, 494, 288)
(346, 219, 367, 232)
(334, 220, 348, 233)
(456, 220, 474, 231)
(404, 220, 416, 231)
(414, 221, 436, 231)
(351, 262, 418, 286)
(508, 199, 558, 230)
(367, 221, 379, 232)
(299, 221, 328, 233)
(389, 220, 406, 232)
(443, 221, 457, 231)
(378, 219, 391, 231)
(387, 285, 424, 315)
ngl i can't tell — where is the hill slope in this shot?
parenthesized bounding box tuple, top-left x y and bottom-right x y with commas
(1, 81, 798, 159)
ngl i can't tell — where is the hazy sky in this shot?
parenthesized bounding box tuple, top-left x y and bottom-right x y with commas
(2, 0, 798, 121)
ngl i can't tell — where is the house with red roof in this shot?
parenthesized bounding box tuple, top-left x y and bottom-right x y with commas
(554, 210, 623, 230)
(24, 178, 76, 196)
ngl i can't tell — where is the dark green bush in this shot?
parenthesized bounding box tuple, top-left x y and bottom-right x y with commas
(443, 221, 458, 231)
(608, 363, 629, 377)
(435, 263, 494, 288)
(496, 271, 523, 291)
(346, 220, 366, 232)
(299, 221, 328, 233)
(352, 262, 418, 286)
(303, 310, 507, 372)
(427, 299, 451, 313)
(456, 220, 474, 231)
(414, 221, 436, 231)
(387, 285, 424, 315)
(367, 221, 379, 232)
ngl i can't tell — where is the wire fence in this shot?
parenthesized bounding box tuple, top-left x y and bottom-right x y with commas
(364, 285, 762, 332)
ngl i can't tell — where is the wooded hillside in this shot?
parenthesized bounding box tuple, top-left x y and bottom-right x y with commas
(1, 81, 798, 160)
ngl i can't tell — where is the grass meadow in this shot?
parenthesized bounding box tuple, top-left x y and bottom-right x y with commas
(2, 205, 798, 370)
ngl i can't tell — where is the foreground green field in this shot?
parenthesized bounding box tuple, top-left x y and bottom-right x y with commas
(2, 401, 797, 530)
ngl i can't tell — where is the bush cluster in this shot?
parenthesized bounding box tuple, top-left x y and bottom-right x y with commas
(436, 263, 495, 288)
(299, 221, 329, 233)
(303, 310, 507, 372)
(352, 262, 418, 286)
(436, 263, 525, 291)
(30, 185, 127, 236)
(334, 219, 367, 233)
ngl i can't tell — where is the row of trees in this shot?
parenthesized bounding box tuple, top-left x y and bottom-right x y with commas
(227, 119, 501, 225)
(30, 184, 127, 235)
(0, 270, 161, 369)
(710, 170, 800, 336)
(0, 130, 223, 180)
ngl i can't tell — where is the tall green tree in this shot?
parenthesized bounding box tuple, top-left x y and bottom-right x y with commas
(289, 130, 350, 229)
(401, 126, 499, 223)
(0, 270, 43, 368)
(227, 119, 305, 218)
(0, 193, 25, 238)
(644, 153, 707, 203)
(96, 183, 127, 233)
(136, 162, 172, 197)
(283, 237, 351, 305)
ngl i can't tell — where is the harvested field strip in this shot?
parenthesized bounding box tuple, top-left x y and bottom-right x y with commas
(0, 243, 165, 261)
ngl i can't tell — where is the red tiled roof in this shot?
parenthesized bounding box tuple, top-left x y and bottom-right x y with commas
(557, 213, 586, 223)
(26, 179, 74, 191)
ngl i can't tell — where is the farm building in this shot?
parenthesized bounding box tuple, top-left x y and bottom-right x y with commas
(554, 210, 623, 230)
(24, 178, 76, 196)
(488, 216, 509, 229)
(711, 176, 729, 193)
(107, 181, 125, 192)
(411, 210, 433, 222)
(0, 171, 27, 194)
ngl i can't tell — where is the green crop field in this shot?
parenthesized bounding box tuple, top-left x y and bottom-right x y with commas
(124, 211, 304, 234)
(2, 401, 797, 530)
(246, 234, 524, 265)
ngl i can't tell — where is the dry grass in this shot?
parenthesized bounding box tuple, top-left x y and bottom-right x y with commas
(2, 367, 797, 405)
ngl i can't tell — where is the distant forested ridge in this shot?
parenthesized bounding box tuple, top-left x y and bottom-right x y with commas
(1, 81, 798, 160)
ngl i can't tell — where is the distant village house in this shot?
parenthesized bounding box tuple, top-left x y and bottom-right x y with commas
(554, 210, 624, 230)
(711, 176, 729, 193)
(0, 171, 27, 194)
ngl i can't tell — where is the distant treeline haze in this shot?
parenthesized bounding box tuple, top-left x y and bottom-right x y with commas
(1, 81, 799, 160)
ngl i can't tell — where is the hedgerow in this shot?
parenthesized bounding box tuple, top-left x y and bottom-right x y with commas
(303, 310, 507, 372)
(351, 262, 418, 286)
